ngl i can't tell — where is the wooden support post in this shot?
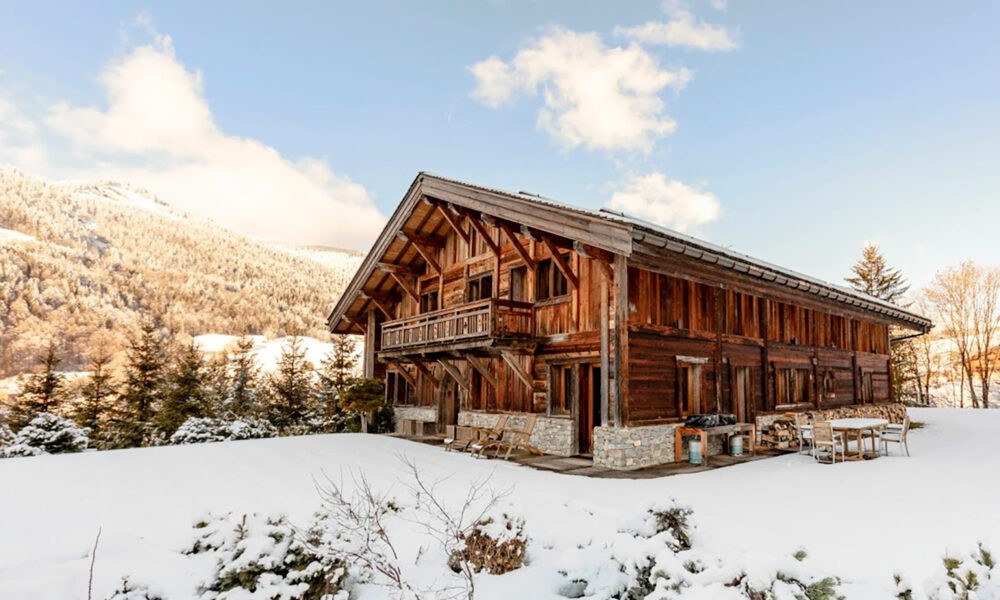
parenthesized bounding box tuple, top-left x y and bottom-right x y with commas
(361, 292, 397, 320)
(387, 273, 418, 302)
(501, 351, 534, 391)
(466, 355, 497, 389)
(433, 201, 469, 245)
(761, 299, 770, 414)
(600, 269, 611, 427)
(610, 254, 628, 427)
(466, 212, 501, 257)
(364, 307, 376, 378)
(714, 286, 723, 413)
(397, 231, 441, 274)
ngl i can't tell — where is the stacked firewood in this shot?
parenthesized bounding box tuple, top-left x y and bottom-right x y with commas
(758, 418, 799, 449)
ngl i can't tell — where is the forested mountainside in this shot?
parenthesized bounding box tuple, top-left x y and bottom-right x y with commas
(0, 168, 364, 376)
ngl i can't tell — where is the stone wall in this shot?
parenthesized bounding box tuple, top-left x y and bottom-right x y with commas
(457, 411, 575, 456)
(593, 423, 730, 470)
(393, 406, 438, 434)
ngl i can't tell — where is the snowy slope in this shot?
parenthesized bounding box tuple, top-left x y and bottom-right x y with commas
(0, 226, 35, 243)
(0, 408, 993, 599)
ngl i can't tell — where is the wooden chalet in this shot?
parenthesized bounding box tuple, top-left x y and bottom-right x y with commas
(328, 173, 932, 469)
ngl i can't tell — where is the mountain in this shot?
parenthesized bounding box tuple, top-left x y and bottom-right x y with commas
(0, 167, 365, 376)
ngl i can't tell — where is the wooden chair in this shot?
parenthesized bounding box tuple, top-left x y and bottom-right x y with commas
(794, 413, 813, 455)
(879, 415, 911, 457)
(459, 414, 509, 455)
(811, 421, 845, 464)
(482, 413, 543, 460)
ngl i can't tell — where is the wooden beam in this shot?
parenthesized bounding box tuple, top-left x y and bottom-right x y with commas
(387, 272, 418, 302)
(465, 211, 500, 257)
(341, 315, 366, 335)
(397, 231, 441, 274)
(434, 202, 469, 245)
(438, 359, 470, 392)
(364, 307, 376, 378)
(501, 351, 534, 391)
(466, 355, 497, 389)
(610, 254, 628, 426)
(574, 241, 614, 280)
(397, 230, 445, 248)
(499, 221, 535, 270)
(376, 262, 415, 277)
(414, 361, 440, 387)
(391, 365, 417, 389)
(541, 234, 579, 290)
(361, 292, 396, 320)
(520, 225, 539, 242)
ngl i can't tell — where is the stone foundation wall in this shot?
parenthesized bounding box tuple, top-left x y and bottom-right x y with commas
(393, 406, 438, 434)
(457, 411, 574, 456)
(593, 423, 731, 470)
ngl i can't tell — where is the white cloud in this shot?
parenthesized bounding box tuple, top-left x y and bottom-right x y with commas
(615, 10, 737, 52)
(0, 28, 384, 249)
(607, 172, 721, 232)
(470, 27, 692, 154)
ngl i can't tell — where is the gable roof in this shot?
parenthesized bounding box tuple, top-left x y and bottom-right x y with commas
(328, 172, 932, 334)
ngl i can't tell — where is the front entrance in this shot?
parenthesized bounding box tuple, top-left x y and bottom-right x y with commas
(577, 364, 601, 455)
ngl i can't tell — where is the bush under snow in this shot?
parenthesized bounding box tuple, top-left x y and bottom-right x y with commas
(0, 413, 88, 457)
(169, 417, 277, 445)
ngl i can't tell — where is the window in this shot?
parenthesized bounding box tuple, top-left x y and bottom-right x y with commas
(536, 256, 569, 301)
(822, 370, 836, 400)
(677, 360, 703, 416)
(386, 371, 412, 406)
(466, 274, 493, 302)
(419, 290, 438, 313)
(776, 368, 810, 406)
(509, 266, 527, 301)
(549, 364, 573, 416)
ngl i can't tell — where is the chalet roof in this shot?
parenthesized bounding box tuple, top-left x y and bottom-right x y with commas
(327, 172, 932, 334)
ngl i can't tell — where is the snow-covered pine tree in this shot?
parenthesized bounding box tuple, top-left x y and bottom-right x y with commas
(74, 347, 116, 440)
(845, 244, 909, 303)
(268, 336, 314, 430)
(10, 342, 65, 429)
(226, 335, 261, 417)
(845, 244, 914, 400)
(157, 341, 211, 435)
(114, 321, 168, 447)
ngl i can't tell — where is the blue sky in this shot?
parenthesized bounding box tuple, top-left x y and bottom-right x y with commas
(1, 1, 998, 290)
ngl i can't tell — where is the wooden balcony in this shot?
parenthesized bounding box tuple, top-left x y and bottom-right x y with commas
(380, 299, 534, 355)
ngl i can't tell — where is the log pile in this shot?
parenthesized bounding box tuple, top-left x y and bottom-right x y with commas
(758, 418, 799, 449)
(756, 403, 908, 450)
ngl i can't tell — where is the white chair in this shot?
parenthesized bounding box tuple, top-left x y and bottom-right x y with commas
(794, 413, 813, 455)
(812, 421, 846, 464)
(880, 415, 911, 457)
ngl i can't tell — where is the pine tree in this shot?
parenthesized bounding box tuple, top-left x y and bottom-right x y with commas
(157, 341, 211, 435)
(75, 347, 116, 439)
(115, 321, 167, 446)
(340, 378, 386, 433)
(846, 244, 914, 400)
(11, 342, 65, 428)
(268, 336, 314, 430)
(226, 335, 261, 417)
(845, 244, 909, 303)
(316, 336, 357, 418)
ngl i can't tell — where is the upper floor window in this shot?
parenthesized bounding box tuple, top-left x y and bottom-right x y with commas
(536, 256, 569, 301)
(420, 290, 439, 313)
(466, 274, 493, 302)
(509, 266, 527, 302)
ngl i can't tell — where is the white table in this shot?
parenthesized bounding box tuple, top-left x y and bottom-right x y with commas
(829, 418, 889, 460)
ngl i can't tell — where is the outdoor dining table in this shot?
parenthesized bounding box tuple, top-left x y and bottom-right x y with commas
(829, 417, 889, 460)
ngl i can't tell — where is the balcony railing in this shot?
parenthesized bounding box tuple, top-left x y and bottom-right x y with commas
(381, 299, 534, 351)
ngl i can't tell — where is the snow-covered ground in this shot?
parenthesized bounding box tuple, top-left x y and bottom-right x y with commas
(0, 408, 995, 599)
(0, 226, 35, 243)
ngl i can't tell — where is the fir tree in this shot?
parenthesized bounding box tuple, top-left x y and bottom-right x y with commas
(845, 244, 909, 303)
(268, 336, 314, 430)
(75, 347, 116, 439)
(115, 321, 167, 446)
(846, 244, 914, 400)
(157, 341, 210, 435)
(340, 378, 387, 433)
(316, 336, 357, 418)
(11, 342, 65, 428)
(226, 335, 261, 417)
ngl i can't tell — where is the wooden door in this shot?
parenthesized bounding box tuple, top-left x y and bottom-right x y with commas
(577, 364, 602, 455)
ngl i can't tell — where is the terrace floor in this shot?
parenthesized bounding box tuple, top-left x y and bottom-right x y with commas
(391, 434, 787, 478)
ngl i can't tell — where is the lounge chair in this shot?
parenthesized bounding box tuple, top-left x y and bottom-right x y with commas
(480, 413, 543, 459)
(448, 414, 509, 453)
(794, 412, 813, 455)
